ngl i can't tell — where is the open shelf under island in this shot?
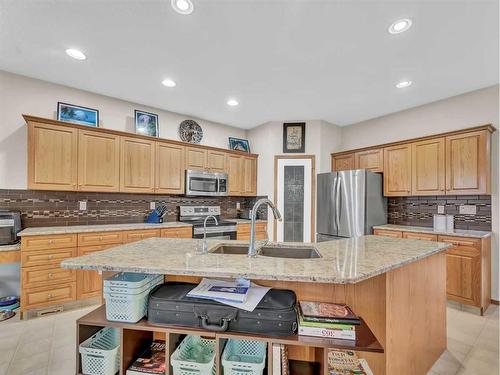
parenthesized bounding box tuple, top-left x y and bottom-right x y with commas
(62, 235, 452, 375)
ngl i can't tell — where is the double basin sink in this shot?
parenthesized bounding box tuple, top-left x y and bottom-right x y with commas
(209, 243, 322, 259)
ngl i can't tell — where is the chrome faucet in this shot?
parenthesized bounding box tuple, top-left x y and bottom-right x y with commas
(201, 215, 218, 254)
(248, 198, 282, 257)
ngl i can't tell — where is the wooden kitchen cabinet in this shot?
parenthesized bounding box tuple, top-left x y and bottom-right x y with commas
(332, 153, 355, 171)
(155, 142, 185, 194)
(225, 154, 257, 196)
(78, 130, 120, 192)
(402, 231, 438, 241)
(76, 244, 115, 300)
(160, 226, 192, 238)
(185, 147, 207, 170)
(411, 137, 445, 196)
(236, 222, 268, 240)
(241, 157, 257, 196)
(445, 130, 491, 194)
(28, 121, 78, 190)
(120, 136, 155, 193)
(207, 150, 227, 173)
(226, 154, 243, 195)
(373, 228, 403, 238)
(123, 229, 161, 243)
(383, 144, 412, 196)
(355, 148, 383, 172)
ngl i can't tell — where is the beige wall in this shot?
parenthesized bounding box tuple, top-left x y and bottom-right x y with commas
(0, 70, 246, 189)
(247, 119, 342, 239)
(339, 85, 500, 300)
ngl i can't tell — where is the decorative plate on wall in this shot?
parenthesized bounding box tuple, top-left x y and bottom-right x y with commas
(179, 120, 203, 144)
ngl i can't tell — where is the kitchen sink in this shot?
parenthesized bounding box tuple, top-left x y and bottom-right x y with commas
(209, 244, 321, 259)
(259, 246, 322, 259)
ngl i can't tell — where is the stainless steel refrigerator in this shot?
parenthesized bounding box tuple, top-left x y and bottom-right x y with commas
(316, 170, 387, 241)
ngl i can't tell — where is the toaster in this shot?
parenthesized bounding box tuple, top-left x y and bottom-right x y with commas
(0, 210, 21, 245)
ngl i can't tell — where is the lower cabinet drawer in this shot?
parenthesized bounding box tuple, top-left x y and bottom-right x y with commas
(160, 226, 192, 238)
(22, 264, 76, 288)
(78, 231, 123, 247)
(373, 229, 403, 238)
(22, 282, 76, 309)
(21, 247, 77, 267)
(402, 232, 437, 241)
(123, 229, 161, 243)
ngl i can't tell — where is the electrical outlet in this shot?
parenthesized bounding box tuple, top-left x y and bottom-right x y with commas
(459, 205, 477, 215)
(236, 202, 241, 210)
(79, 201, 87, 211)
(437, 205, 445, 214)
(150, 201, 156, 210)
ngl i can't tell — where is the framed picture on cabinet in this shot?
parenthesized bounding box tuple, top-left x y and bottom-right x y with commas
(283, 122, 305, 153)
(228, 137, 250, 153)
(135, 110, 159, 137)
(57, 102, 99, 127)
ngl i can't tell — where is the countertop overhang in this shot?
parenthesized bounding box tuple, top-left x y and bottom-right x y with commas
(61, 235, 451, 284)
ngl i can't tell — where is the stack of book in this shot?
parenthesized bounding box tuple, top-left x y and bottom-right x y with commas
(126, 340, 166, 375)
(298, 301, 360, 340)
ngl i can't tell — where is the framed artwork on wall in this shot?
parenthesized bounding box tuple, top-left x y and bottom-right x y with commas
(228, 137, 250, 153)
(57, 102, 99, 127)
(135, 110, 159, 137)
(283, 122, 305, 153)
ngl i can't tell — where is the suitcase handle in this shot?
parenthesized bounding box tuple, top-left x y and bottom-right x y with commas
(200, 316, 230, 332)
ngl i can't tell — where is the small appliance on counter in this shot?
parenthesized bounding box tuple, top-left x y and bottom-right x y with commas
(0, 210, 21, 245)
(433, 214, 454, 232)
(145, 205, 168, 224)
(179, 205, 237, 239)
(237, 208, 252, 220)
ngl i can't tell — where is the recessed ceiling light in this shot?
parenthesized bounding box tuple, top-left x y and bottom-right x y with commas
(171, 0, 194, 15)
(65, 48, 86, 60)
(161, 78, 176, 87)
(388, 18, 412, 34)
(227, 99, 239, 107)
(396, 80, 412, 89)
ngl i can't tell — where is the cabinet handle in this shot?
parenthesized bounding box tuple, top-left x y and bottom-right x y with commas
(48, 273, 53, 278)
(48, 240, 53, 244)
(47, 293, 53, 299)
(99, 236, 103, 241)
(48, 255, 54, 260)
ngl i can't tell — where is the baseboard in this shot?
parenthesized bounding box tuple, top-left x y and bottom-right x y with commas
(491, 299, 499, 305)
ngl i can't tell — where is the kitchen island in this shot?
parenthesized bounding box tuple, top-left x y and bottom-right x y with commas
(63, 235, 451, 375)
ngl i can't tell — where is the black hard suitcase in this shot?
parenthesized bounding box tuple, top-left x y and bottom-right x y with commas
(147, 282, 297, 336)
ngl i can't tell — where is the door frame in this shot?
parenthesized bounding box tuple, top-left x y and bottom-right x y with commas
(273, 155, 316, 242)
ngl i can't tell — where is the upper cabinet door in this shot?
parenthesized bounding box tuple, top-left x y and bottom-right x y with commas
(207, 150, 227, 173)
(186, 147, 207, 170)
(155, 142, 185, 194)
(446, 130, 490, 195)
(226, 154, 242, 196)
(242, 157, 257, 196)
(78, 130, 120, 192)
(120, 137, 155, 193)
(332, 153, 355, 171)
(355, 148, 383, 172)
(411, 138, 445, 196)
(383, 144, 412, 196)
(28, 122, 78, 190)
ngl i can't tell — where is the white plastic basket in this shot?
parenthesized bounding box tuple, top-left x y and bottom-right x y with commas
(104, 274, 162, 295)
(79, 327, 120, 375)
(222, 339, 267, 375)
(104, 273, 162, 323)
(171, 335, 216, 375)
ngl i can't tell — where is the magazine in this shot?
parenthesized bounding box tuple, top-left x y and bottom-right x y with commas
(126, 340, 166, 375)
(187, 278, 250, 303)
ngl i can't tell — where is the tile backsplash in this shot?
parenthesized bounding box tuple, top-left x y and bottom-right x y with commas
(388, 195, 491, 231)
(0, 189, 266, 228)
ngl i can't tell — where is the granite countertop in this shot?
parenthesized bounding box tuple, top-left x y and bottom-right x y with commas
(373, 224, 491, 239)
(18, 222, 193, 237)
(61, 235, 450, 284)
(0, 243, 21, 252)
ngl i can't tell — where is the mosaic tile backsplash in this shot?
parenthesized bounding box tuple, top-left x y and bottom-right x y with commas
(388, 195, 491, 231)
(0, 189, 266, 228)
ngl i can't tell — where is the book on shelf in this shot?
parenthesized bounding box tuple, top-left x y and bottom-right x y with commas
(298, 314, 355, 330)
(126, 340, 166, 375)
(299, 301, 360, 325)
(298, 323, 356, 340)
(327, 349, 373, 375)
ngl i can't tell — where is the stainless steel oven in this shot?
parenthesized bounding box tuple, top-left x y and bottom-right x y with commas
(179, 205, 237, 240)
(185, 170, 228, 197)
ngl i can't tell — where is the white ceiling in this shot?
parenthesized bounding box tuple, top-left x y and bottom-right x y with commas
(0, 0, 498, 129)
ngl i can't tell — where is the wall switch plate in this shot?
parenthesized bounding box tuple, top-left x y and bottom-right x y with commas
(236, 202, 241, 210)
(150, 201, 156, 210)
(437, 205, 445, 214)
(79, 201, 87, 211)
(459, 205, 477, 215)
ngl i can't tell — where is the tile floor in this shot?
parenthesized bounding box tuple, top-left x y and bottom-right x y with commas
(0, 304, 498, 374)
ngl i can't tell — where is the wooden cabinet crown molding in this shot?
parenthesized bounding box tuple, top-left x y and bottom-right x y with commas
(23, 114, 259, 158)
(331, 124, 495, 158)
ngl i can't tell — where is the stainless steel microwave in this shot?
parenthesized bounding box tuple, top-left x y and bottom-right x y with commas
(185, 170, 228, 197)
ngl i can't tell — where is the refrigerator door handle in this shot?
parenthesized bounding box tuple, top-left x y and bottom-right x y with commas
(335, 175, 341, 231)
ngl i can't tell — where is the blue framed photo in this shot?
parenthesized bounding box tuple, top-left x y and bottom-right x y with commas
(135, 110, 159, 137)
(57, 102, 99, 127)
(228, 137, 250, 153)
